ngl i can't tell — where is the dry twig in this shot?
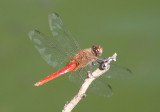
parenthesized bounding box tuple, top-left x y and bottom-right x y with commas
(62, 53, 117, 112)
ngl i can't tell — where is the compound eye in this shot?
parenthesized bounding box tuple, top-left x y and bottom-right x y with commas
(96, 47, 103, 56)
(92, 45, 103, 56)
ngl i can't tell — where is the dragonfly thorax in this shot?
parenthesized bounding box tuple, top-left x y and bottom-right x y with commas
(70, 49, 97, 69)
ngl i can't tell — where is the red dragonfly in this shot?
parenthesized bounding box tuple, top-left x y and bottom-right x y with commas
(29, 13, 132, 97)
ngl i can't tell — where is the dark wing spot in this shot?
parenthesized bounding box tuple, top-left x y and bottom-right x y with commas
(108, 84, 112, 90)
(34, 30, 40, 34)
(126, 68, 132, 73)
(54, 12, 59, 17)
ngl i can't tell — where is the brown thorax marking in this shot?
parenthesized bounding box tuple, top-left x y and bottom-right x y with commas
(70, 49, 97, 70)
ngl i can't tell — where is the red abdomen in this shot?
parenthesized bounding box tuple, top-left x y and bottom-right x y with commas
(34, 62, 77, 86)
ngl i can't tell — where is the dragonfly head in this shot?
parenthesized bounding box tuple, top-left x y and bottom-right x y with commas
(92, 45, 103, 57)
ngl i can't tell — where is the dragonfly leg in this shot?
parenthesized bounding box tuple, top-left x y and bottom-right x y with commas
(97, 57, 106, 61)
(78, 68, 84, 81)
(93, 58, 109, 70)
(89, 63, 93, 75)
(87, 64, 99, 78)
(95, 58, 107, 65)
(92, 61, 99, 66)
(86, 63, 93, 78)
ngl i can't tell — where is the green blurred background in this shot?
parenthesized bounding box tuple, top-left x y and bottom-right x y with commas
(0, 0, 160, 112)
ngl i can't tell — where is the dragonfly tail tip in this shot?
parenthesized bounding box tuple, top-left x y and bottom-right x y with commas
(34, 82, 41, 86)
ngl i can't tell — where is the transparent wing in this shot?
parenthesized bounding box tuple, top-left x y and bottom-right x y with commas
(29, 30, 71, 69)
(88, 63, 113, 97)
(69, 65, 112, 97)
(88, 78, 113, 97)
(48, 12, 80, 57)
(69, 63, 132, 97)
(103, 64, 133, 80)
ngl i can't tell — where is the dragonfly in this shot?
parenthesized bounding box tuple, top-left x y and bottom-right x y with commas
(29, 13, 132, 97)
